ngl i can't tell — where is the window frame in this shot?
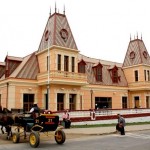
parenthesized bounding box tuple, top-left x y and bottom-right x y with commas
(57, 54, 61, 71)
(78, 60, 86, 73)
(64, 55, 69, 72)
(71, 57, 75, 72)
(112, 67, 118, 83)
(134, 70, 138, 81)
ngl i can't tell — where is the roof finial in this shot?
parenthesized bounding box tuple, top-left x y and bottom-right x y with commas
(49, 6, 51, 16)
(55, 2, 57, 13)
(137, 32, 138, 39)
(141, 33, 142, 40)
(63, 5, 65, 15)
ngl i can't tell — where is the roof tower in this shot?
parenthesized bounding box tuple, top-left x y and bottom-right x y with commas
(38, 6, 78, 52)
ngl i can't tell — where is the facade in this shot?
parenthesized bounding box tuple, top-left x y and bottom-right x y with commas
(0, 9, 150, 111)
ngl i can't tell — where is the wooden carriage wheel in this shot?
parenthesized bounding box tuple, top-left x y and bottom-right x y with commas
(12, 133, 20, 143)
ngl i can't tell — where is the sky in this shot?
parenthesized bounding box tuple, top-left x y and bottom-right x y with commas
(0, 0, 150, 63)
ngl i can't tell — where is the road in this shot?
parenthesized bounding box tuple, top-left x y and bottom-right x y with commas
(0, 130, 150, 150)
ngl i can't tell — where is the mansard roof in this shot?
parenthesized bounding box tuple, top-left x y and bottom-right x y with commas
(78, 54, 127, 86)
(0, 52, 39, 80)
(12, 52, 39, 79)
(38, 12, 78, 52)
(123, 38, 150, 67)
(0, 62, 5, 78)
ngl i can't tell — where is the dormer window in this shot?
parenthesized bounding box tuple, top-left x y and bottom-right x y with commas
(93, 63, 103, 82)
(112, 68, 118, 83)
(78, 59, 86, 73)
(143, 51, 148, 59)
(109, 65, 120, 83)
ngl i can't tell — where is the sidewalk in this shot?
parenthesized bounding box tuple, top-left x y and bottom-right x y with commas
(63, 124, 150, 135)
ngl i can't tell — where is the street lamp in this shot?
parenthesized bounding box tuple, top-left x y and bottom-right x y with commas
(90, 89, 93, 109)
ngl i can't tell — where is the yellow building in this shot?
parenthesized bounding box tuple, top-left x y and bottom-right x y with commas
(0, 9, 150, 111)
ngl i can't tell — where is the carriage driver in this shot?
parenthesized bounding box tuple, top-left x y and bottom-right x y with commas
(30, 102, 40, 118)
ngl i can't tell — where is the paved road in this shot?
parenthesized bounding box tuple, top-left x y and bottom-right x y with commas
(1, 130, 150, 150)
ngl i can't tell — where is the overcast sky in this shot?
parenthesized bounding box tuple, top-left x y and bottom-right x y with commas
(0, 0, 150, 63)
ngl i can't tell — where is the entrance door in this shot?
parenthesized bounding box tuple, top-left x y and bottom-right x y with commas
(146, 96, 150, 108)
(23, 94, 34, 111)
(134, 96, 139, 108)
(45, 94, 48, 110)
(95, 97, 112, 109)
(57, 93, 64, 111)
(69, 94, 76, 110)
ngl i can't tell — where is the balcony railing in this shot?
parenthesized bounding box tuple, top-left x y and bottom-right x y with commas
(37, 70, 87, 85)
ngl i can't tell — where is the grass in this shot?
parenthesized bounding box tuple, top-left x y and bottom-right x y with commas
(71, 121, 150, 128)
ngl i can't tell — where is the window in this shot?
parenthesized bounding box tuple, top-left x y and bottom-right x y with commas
(64, 56, 69, 71)
(144, 70, 150, 81)
(78, 64, 85, 73)
(134, 70, 138, 81)
(109, 66, 119, 83)
(78, 59, 86, 73)
(47, 56, 50, 71)
(147, 70, 150, 81)
(97, 67, 102, 81)
(71, 57, 75, 72)
(122, 97, 127, 108)
(57, 54, 61, 71)
(112, 68, 118, 83)
(93, 63, 103, 82)
(144, 70, 146, 81)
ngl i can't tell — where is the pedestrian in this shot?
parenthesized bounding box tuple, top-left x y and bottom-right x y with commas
(62, 109, 71, 128)
(116, 114, 126, 135)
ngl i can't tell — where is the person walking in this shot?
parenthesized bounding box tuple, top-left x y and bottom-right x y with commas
(116, 114, 126, 135)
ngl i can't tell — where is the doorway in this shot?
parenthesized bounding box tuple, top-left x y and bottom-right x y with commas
(134, 96, 139, 108)
(57, 93, 64, 111)
(23, 94, 34, 111)
(146, 96, 150, 108)
(69, 94, 76, 110)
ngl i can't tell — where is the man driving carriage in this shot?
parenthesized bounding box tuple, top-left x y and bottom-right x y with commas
(30, 102, 40, 119)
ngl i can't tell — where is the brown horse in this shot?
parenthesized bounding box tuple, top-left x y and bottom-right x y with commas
(0, 108, 14, 139)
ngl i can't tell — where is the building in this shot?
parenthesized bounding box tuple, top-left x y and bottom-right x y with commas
(0, 8, 150, 112)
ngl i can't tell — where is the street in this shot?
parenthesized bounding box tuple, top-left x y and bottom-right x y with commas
(0, 130, 150, 150)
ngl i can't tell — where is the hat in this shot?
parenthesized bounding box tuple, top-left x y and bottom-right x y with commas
(34, 102, 37, 104)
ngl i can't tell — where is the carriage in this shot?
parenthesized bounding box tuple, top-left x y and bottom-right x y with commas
(12, 111, 66, 148)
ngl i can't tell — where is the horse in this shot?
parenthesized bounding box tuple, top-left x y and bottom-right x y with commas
(0, 108, 14, 139)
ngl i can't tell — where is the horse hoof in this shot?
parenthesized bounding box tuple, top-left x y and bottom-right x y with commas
(7, 136, 10, 140)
